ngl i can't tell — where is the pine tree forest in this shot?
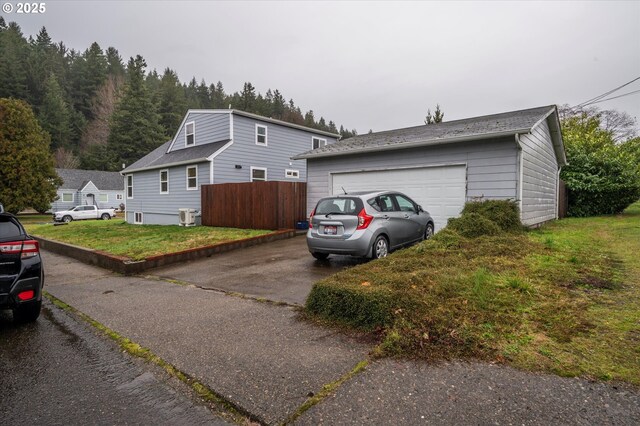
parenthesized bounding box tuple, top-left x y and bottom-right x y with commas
(0, 21, 358, 171)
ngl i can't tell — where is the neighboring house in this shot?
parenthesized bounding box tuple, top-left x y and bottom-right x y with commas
(121, 109, 340, 225)
(293, 105, 566, 230)
(52, 168, 125, 212)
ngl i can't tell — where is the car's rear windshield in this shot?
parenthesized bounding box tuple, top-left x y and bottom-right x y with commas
(0, 216, 24, 240)
(315, 197, 363, 215)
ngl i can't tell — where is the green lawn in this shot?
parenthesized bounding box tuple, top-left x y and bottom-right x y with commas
(306, 202, 640, 385)
(15, 214, 52, 225)
(25, 219, 271, 260)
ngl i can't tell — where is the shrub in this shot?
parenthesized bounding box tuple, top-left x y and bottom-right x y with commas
(461, 199, 522, 232)
(447, 212, 501, 238)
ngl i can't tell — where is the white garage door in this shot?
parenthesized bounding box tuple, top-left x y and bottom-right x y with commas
(331, 165, 467, 231)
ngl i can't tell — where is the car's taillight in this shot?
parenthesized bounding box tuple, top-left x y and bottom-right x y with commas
(309, 209, 315, 229)
(17, 290, 35, 301)
(0, 240, 39, 258)
(356, 208, 373, 230)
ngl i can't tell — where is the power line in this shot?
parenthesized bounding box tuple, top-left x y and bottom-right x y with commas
(571, 76, 640, 109)
(583, 88, 640, 105)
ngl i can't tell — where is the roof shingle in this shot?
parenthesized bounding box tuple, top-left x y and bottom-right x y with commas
(56, 169, 124, 191)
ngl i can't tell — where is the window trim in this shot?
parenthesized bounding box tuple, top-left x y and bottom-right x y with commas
(98, 193, 108, 203)
(285, 169, 300, 179)
(250, 166, 267, 182)
(159, 169, 169, 194)
(61, 192, 74, 202)
(185, 121, 195, 147)
(255, 124, 268, 146)
(186, 165, 198, 190)
(134, 212, 143, 224)
(312, 136, 327, 150)
(126, 175, 133, 199)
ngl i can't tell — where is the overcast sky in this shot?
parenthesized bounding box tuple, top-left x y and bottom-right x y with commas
(4, 0, 640, 133)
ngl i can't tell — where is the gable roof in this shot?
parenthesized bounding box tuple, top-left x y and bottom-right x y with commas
(293, 105, 565, 165)
(121, 139, 231, 174)
(56, 169, 124, 191)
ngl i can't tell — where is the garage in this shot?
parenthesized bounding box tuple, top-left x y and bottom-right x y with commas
(331, 165, 467, 231)
(294, 105, 567, 228)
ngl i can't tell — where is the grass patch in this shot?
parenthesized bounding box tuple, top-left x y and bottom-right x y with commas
(25, 219, 271, 260)
(15, 214, 53, 225)
(306, 201, 640, 385)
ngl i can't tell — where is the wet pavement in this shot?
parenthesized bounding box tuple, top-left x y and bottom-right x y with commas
(149, 235, 367, 305)
(0, 301, 231, 425)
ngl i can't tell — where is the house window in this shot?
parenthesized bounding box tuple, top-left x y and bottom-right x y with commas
(255, 124, 267, 146)
(312, 137, 326, 149)
(160, 169, 169, 193)
(185, 121, 195, 146)
(126, 175, 133, 199)
(186, 166, 198, 190)
(116, 194, 123, 200)
(98, 194, 108, 203)
(285, 169, 300, 179)
(134, 212, 143, 224)
(61, 193, 73, 202)
(251, 167, 267, 182)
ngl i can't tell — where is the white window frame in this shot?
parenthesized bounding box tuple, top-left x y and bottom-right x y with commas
(126, 175, 133, 199)
(312, 136, 327, 150)
(255, 124, 268, 146)
(98, 193, 108, 203)
(61, 192, 73, 202)
(116, 194, 123, 200)
(134, 212, 143, 224)
(285, 169, 300, 179)
(250, 166, 267, 182)
(186, 165, 198, 190)
(185, 121, 195, 147)
(159, 169, 169, 194)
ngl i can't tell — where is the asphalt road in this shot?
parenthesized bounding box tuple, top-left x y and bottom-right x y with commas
(0, 300, 231, 426)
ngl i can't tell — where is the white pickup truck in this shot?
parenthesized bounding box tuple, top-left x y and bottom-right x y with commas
(53, 205, 118, 223)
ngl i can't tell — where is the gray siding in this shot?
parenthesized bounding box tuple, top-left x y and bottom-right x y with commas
(213, 115, 338, 184)
(519, 118, 559, 226)
(51, 187, 124, 212)
(51, 189, 78, 212)
(305, 137, 518, 215)
(125, 162, 210, 225)
(170, 112, 230, 151)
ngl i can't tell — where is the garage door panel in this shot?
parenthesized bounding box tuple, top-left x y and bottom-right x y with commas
(331, 166, 466, 231)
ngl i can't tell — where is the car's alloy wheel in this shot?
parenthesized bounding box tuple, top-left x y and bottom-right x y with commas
(424, 223, 434, 240)
(372, 236, 388, 259)
(101, 213, 110, 220)
(62, 215, 72, 223)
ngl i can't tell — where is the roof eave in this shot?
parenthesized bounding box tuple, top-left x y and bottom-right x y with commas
(231, 110, 340, 138)
(293, 129, 532, 160)
(121, 158, 210, 174)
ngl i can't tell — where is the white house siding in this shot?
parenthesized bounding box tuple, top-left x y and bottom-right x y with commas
(170, 112, 230, 151)
(519, 118, 559, 226)
(305, 137, 518, 216)
(213, 114, 338, 183)
(125, 162, 210, 225)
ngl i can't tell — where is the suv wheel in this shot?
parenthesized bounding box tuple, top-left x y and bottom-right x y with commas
(372, 235, 388, 259)
(13, 300, 42, 323)
(311, 252, 329, 260)
(424, 223, 434, 240)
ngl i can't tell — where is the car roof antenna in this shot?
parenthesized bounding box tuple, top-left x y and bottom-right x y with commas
(341, 186, 347, 195)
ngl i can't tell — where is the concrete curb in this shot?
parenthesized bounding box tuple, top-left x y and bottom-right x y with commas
(35, 230, 296, 275)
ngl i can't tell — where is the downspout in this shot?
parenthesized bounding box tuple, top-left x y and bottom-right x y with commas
(515, 134, 524, 218)
(555, 166, 562, 220)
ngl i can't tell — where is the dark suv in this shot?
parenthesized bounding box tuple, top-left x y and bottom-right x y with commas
(0, 207, 44, 323)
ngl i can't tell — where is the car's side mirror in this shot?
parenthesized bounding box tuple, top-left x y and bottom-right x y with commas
(417, 205, 423, 213)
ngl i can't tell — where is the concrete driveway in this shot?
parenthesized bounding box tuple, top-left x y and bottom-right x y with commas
(148, 235, 367, 306)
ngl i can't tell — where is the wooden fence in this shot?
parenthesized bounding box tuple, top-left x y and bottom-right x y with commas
(201, 181, 307, 230)
(558, 179, 568, 219)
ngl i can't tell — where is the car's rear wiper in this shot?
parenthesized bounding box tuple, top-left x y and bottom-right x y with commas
(324, 212, 347, 217)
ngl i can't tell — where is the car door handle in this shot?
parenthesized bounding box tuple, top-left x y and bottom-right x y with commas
(382, 215, 390, 220)
(403, 214, 410, 218)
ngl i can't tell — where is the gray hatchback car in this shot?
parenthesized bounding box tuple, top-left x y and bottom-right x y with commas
(306, 191, 434, 260)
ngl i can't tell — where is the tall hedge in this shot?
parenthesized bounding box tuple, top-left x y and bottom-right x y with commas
(561, 112, 640, 217)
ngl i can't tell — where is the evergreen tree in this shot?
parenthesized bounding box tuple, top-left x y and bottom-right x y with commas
(304, 110, 316, 128)
(425, 104, 444, 124)
(39, 74, 72, 151)
(328, 120, 338, 134)
(239, 82, 256, 112)
(185, 77, 200, 109)
(212, 81, 226, 108)
(158, 68, 187, 137)
(196, 79, 211, 109)
(0, 22, 29, 99)
(107, 55, 164, 170)
(272, 89, 286, 119)
(0, 98, 61, 213)
(105, 47, 125, 76)
(71, 42, 108, 118)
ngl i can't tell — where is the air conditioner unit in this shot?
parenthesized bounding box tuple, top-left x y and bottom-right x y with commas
(178, 208, 196, 226)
